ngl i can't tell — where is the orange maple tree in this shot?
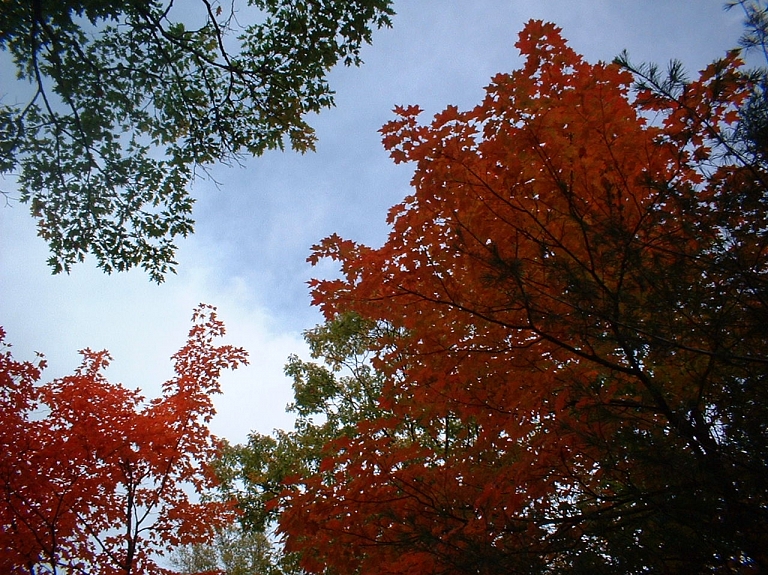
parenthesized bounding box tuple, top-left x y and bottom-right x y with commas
(0, 304, 248, 574)
(278, 21, 768, 574)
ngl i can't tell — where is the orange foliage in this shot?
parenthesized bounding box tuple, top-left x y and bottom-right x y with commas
(283, 21, 768, 574)
(0, 305, 248, 574)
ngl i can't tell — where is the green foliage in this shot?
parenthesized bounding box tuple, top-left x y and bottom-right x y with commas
(0, 0, 394, 281)
(725, 1, 768, 160)
(214, 312, 386, 536)
(728, 0, 768, 58)
(170, 526, 275, 575)
(213, 312, 485, 573)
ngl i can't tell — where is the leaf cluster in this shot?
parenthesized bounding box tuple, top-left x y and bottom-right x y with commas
(170, 525, 276, 575)
(213, 311, 474, 574)
(214, 313, 387, 534)
(0, 0, 394, 280)
(0, 305, 248, 574)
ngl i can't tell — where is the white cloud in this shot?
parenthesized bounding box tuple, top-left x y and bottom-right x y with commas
(0, 202, 302, 443)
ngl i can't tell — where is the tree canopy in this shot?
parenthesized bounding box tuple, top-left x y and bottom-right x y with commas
(274, 20, 768, 574)
(0, 0, 394, 281)
(169, 525, 275, 575)
(209, 312, 389, 574)
(0, 304, 247, 574)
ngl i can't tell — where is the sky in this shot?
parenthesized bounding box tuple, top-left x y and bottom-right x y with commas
(0, 1, 749, 444)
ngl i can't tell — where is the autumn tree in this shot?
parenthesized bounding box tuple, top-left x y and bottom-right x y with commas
(214, 314, 476, 574)
(211, 312, 392, 575)
(277, 20, 768, 574)
(0, 0, 394, 281)
(0, 304, 248, 574)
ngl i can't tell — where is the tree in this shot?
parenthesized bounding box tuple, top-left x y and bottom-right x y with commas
(211, 312, 392, 575)
(214, 313, 475, 574)
(0, 304, 248, 574)
(726, 0, 768, 159)
(169, 525, 275, 575)
(0, 0, 394, 281)
(277, 20, 768, 574)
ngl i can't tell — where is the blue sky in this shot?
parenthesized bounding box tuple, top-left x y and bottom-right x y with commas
(0, 1, 747, 443)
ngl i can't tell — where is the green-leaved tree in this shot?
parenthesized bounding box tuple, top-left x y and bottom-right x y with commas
(0, 0, 394, 281)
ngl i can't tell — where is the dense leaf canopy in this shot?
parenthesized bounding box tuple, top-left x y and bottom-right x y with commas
(276, 20, 768, 574)
(0, 0, 393, 281)
(215, 312, 387, 532)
